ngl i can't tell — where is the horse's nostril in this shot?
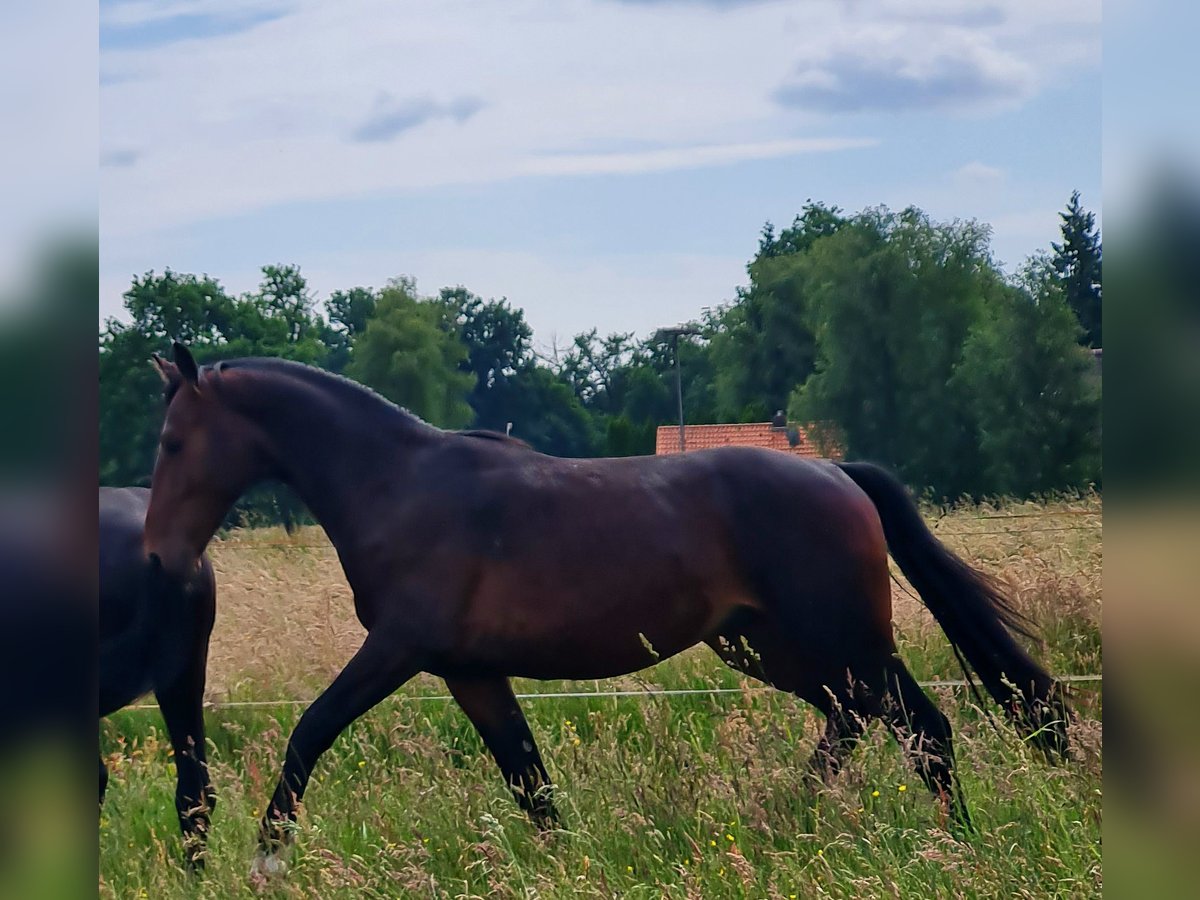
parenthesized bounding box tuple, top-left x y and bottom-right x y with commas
(148, 552, 163, 571)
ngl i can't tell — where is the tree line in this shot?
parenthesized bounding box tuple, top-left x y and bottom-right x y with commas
(99, 194, 1101, 521)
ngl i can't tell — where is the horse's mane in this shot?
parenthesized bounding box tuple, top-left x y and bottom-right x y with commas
(200, 357, 431, 426)
(191, 357, 534, 450)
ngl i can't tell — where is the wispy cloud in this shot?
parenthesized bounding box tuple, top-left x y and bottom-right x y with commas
(522, 137, 877, 178)
(100, 148, 140, 168)
(951, 160, 1005, 185)
(98, 0, 1099, 247)
(774, 37, 1035, 114)
(100, 2, 289, 49)
(349, 93, 485, 143)
(607, 0, 774, 8)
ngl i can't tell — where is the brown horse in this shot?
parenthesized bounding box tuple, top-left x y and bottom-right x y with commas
(101, 486, 217, 868)
(144, 343, 1067, 872)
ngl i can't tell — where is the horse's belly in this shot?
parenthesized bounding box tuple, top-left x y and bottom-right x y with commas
(449, 569, 755, 680)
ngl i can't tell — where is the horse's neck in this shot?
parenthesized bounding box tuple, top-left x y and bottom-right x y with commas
(252, 386, 435, 550)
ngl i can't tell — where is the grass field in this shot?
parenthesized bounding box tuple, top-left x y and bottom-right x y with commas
(99, 495, 1102, 898)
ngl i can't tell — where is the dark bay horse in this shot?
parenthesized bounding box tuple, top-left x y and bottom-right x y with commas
(144, 343, 1068, 873)
(100, 485, 216, 866)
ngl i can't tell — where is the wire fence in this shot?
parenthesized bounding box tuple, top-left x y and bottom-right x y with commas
(208, 511, 1102, 552)
(125, 673, 1102, 713)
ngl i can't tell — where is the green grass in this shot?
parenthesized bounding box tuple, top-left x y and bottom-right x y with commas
(100, 651, 1101, 898)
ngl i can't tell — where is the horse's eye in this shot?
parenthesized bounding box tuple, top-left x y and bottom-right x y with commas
(162, 436, 183, 456)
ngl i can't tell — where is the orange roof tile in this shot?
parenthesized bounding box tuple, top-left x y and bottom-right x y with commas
(655, 422, 840, 458)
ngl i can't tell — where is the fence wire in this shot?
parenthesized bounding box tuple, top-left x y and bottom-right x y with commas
(124, 673, 1102, 713)
(211, 518, 1101, 552)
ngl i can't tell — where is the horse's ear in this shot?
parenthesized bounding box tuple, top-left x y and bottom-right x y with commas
(150, 352, 177, 385)
(172, 342, 199, 387)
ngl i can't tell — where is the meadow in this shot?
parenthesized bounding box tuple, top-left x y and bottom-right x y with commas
(99, 495, 1102, 898)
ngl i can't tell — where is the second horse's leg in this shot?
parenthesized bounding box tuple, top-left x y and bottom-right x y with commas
(156, 665, 216, 869)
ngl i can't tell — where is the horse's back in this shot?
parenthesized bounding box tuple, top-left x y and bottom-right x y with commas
(100, 487, 151, 638)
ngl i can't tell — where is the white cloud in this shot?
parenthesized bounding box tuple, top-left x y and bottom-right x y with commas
(349, 93, 485, 143)
(774, 31, 1037, 114)
(100, 0, 1099, 241)
(100, 0, 287, 28)
(98, 0, 1100, 332)
(520, 137, 876, 178)
(951, 161, 1006, 185)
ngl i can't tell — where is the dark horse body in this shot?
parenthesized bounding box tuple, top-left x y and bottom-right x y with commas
(100, 486, 216, 865)
(144, 346, 1067, 872)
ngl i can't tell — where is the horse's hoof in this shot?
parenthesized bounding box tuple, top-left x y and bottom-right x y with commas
(249, 849, 289, 880)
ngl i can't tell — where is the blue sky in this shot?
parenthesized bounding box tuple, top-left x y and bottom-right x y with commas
(98, 0, 1102, 347)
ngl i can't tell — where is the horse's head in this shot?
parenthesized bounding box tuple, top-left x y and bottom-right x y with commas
(144, 343, 267, 579)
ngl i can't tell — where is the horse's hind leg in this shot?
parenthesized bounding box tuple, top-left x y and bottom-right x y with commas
(881, 658, 972, 832)
(445, 676, 558, 829)
(706, 610, 875, 782)
(808, 697, 868, 783)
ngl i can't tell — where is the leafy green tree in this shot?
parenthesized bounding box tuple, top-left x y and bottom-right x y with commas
(1051, 191, 1102, 348)
(950, 258, 1100, 495)
(220, 266, 331, 364)
(257, 264, 315, 343)
(710, 201, 847, 421)
(323, 286, 379, 372)
(548, 318, 721, 457)
(789, 207, 998, 497)
(559, 330, 640, 415)
(346, 279, 474, 427)
(99, 272, 238, 487)
(502, 366, 600, 457)
(441, 287, 534, 430)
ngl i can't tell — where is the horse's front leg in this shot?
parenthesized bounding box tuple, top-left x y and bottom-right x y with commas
(445, 675, 559, 829)
(156, 659, 215, 869)
(254, 624, 422, 875)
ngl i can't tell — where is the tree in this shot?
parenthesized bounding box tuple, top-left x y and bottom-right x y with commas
(257, 264, 315, 343)
(345, 279, 474, 427)
(789, 207, 998, 497)
(551, 327, 718, 456)
(710, 201, 847, 421)
(324, 286, 379, 373)
(951, 258, 1101, 495)
(502, 366, 600, 457)
(1051, 191, 1102, 348)
(99, 272, 238, 487)
(441, 287, 534, 430)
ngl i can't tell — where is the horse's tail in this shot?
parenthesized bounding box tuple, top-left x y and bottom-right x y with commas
(836, 461, 1070, 759)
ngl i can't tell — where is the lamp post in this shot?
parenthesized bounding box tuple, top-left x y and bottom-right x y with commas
(653, 325, 701, 452)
